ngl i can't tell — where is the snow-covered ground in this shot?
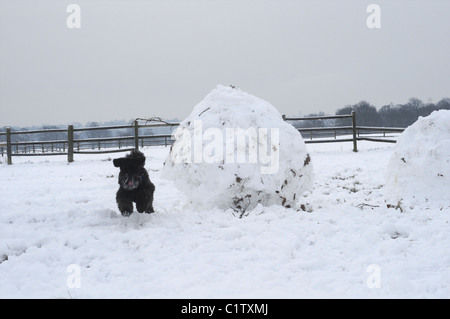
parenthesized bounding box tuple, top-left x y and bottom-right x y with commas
(0, 141, 449, 298)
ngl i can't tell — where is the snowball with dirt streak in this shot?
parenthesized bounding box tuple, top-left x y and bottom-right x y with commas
(162, 85, 313, 211)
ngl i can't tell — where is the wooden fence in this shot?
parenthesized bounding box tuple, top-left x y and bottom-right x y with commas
(0, 120, 178, 165)
(283, 112, 404, 146)
(283, 112, 358, 151)
(0, 114, 405, 165)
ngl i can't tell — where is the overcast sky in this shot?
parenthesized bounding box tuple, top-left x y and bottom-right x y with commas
(0, 0, 449, 127)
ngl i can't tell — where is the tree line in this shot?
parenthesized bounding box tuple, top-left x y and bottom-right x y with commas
(294, 97, 450, 128)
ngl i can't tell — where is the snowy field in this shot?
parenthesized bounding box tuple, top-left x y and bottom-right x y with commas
(0, 141, 449, 298)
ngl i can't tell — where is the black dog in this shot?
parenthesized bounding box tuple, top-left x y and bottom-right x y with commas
(113, 150, 155, 216)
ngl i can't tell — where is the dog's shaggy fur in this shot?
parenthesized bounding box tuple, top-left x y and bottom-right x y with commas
(113, 150, 155, 216)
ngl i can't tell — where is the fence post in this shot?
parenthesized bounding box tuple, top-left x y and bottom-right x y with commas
(68, 125, 74, 163)
(6, 127, 12, 165)
(134, 120, 139, 150)
(351, 111, 358, 152)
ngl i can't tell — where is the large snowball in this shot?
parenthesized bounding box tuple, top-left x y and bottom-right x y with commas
(385, 110, 450, 210)
(162, 85, 313, 212)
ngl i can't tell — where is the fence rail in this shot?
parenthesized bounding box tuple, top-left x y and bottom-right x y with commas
(1, 113, 405, 164)
(284, 112, 358, 151)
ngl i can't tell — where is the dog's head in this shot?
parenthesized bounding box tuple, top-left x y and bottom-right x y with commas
(113, 150, 147, 190)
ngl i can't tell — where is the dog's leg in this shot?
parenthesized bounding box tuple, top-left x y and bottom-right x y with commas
(145, 183, 156, 214)
(118, 201, 133, 217)
(145, 192, 155, 214)
(136, 190, 155, 214)
(116, 191, 134, 217)
(136, 199, 154, 214)
(118, 203, 133, 217)
(145, 203, 154, 214)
